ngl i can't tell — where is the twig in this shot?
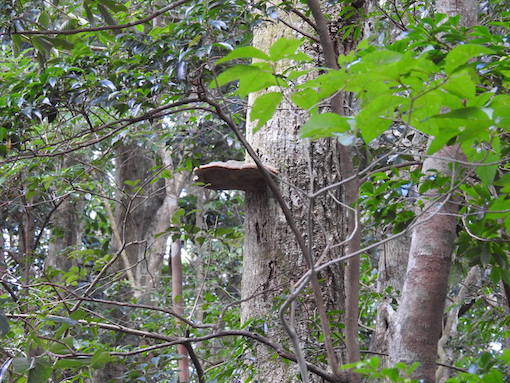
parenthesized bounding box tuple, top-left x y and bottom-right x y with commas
(5, 0, 190, 36)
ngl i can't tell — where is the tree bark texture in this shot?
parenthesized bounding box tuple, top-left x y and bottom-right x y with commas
(113, 141, 189, 300)
(388, 145, 466, 382)
(370, 234, 411, 360)
(388, 1, 478, 380)
(241, 15, 346, 382)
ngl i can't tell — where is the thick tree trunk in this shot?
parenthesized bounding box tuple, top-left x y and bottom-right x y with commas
(112, 142, 189, 300)
(388, 2, 478, 381)
(388, 146, 466, 382)
(241, 17, 346, 382)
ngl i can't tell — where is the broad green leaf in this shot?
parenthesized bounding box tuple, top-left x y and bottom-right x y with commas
(300, 113, 351, 139)
(97, 4, 116, 25)
(443, 70, 476, 100)
(483, 369, 504, 383)
(269, 38, 303, 61)
(487, 198, 510, 219)
(238, 69, 280, 97)
(102, 0, 128, 12)
(51, 37, 75, 50)
(474, 136, 500, 185)
(291, 88, 320, 110)
(211, 64, 279, 95)
(91, 351, 111, 369)
(356, 95, 406, 143)
(298, 70, 346, 100)
(444, 44, 494, 74)
(31, 36, 54, 54)
(210, 64, 253, 87)
(491, 95, 510, 130)
(12, 357, 30, 373)
(28, 358, 52, 383)
(495, 173, 510, 193)
(37, 11, 50, 28)
(426, 119, 460, 154)
(250, 92, 283, 132)
(216, 46, 270, 64)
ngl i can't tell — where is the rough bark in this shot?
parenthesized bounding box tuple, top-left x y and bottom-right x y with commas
(370, 234, 411, 359)
(112, 142, 189, 300)
(241, 16, 346, 382)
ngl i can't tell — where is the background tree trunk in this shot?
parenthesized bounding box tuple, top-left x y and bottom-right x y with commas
(46, 156, 84, 273)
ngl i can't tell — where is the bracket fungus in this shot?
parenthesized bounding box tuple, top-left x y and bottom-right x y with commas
(194, 160, 277, 192)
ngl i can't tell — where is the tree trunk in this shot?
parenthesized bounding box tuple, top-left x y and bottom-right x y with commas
(46, 156, 84, 273)
(241, 16, 346, 382)
(388, 2, 478, 381)
(370, 234, 411, 361)
(112, 141, 189, 300)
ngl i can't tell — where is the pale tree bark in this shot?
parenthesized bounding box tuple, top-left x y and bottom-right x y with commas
(171, 240, 189, 383)
(370, 234, 411, 360)
(240, 14, 346, 382)
(112, 141, 190, 301)
(388, 2, 478, 382)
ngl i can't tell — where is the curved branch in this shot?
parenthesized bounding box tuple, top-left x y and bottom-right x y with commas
(6, 0, 190, 36)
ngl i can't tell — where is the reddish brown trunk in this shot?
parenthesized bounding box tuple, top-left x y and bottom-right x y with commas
(389, 145, 464, 382)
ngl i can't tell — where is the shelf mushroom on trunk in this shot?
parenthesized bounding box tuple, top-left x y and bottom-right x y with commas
(194, 160, 278, 192)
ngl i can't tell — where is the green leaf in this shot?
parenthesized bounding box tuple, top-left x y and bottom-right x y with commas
(356, 95, 406, 143)
(97, 4, 116, 25)
(483, 369, 504, 383)
(50, 37, 75, 50)
(487, 198, 510, 219)
(475, 137, 500, 185)
(28, 358, 52, 383)
(300, 113, 351, 139)
(91, 351, 111, 369)
(210, 64, 257, 87)
(443, 70, 476, 100)
(250, 92, 283, 132)
(11, 357, 31, 373)
(291, 88, 320, 110)
(101, 0, 128, 12)
(216, 46, 270, 64)
(37, 11, 50, 28)
(491, 95, 510, 131)
(31, 36, 54, 54)
(269, 38, 303, 61)
(444, 44, 494, 74)
(211, 62, 280, 96)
